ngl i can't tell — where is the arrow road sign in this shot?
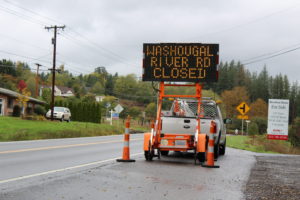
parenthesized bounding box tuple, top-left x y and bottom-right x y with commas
(236, 102, 250, 115)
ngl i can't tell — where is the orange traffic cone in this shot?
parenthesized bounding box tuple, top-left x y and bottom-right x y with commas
(117, 116, 135, 162)
(202, 120, 219, 168)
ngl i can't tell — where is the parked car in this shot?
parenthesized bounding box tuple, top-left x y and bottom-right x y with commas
(46, 107, 71, 122)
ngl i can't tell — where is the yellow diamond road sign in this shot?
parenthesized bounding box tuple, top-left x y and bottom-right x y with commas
(236, 102, 250, 115)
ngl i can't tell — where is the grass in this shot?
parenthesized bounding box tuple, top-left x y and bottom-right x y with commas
(0, 116, 124, 142)
(227, 135, 300, 154)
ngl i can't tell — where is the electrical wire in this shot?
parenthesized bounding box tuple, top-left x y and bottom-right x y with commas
(242, 46, 300, 65)
(0, 1, 139, 68)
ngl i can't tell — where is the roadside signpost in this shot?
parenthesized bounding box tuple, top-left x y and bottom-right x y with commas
(236, 102, 250, 135)
(245, 120, 251, 135)
(267, 99, 289, 140)
(110, 104, 124, 125)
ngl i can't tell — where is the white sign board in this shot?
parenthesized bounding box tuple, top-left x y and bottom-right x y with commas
(267, 99, 289, 140)
(114, 104, 124, 114)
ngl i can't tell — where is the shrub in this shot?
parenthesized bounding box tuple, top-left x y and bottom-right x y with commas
(252, 117, 267, 134)
(12, 105, 21, 117)
(227, 118, 242, 130)
(248, 122, 259, 136)
(34, 105, 46, 115)
(289, 118, 300, 147)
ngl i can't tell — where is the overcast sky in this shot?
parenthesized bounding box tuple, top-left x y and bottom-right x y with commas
(0, 0, 299, 82)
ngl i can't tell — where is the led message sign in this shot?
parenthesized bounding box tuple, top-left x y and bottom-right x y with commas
(142, 43, 219, 82)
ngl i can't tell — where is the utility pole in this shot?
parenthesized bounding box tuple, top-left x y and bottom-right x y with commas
(35, 63, 42, 97)
(45, 25, 65, 120)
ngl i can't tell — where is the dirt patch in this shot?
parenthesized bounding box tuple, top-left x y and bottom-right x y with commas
(245, 155, 300, 200)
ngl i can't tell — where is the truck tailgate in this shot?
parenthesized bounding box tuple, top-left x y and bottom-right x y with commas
(161, 117, 213, 135)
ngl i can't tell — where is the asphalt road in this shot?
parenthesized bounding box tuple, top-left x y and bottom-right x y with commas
(1, 134, 257, 200)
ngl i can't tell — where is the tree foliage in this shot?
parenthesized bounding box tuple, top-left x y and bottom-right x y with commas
(221, 86, 249, 118)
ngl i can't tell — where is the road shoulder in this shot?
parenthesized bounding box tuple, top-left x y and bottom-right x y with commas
(245, 155, 300, 200)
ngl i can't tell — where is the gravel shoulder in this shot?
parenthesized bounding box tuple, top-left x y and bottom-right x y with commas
(245, 155, 300, 200)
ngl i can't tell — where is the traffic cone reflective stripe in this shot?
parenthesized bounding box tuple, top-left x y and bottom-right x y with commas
(117, 117, 135, 162)
(202, 120, 219, 168)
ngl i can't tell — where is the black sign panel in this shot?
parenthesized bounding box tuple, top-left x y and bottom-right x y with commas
(142, 43, 219, 82)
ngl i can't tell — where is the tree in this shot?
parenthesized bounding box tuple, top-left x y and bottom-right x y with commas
(221, 86, 249, 118)
(105, 74, 114, 95)
(256, 66, 269, 102)
(91, 81, 104, 94)
(17, 80, 27, 92)
(289, 118, 300, 147)
(26, 77, 36, 97)
(145, 102, 157, 120)
(248, 122, 259, 135)
(128, 106, 141, 119)
(249, 98, 267, 118)
(82, 94, 96, 103)
(114, 74, 138, 100)
(41, 88, 52, 104)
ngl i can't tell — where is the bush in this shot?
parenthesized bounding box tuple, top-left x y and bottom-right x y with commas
(289, 118, 300, 147)
(12, 105, 21, 117)
(248, 122, 259, 135)
(34, 105, 46, 115)
(227, 118, 242, 130)
(252, 117, 267, 134)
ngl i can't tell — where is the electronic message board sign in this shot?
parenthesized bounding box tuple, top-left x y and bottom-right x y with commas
(142, 43, 219, 82)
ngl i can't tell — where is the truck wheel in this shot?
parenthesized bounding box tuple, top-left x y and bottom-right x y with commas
(145, 141, 154, 161)
(214, 133, 220, 160)
(144, 151, 153, 161)
(160, 151, 169, 156)
(219, 138, 226, 155)
(196, 152, 205, 163)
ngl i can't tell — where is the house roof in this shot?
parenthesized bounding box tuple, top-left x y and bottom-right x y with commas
(0, 87, 46, 104)
(40, 85, 73, 94)
(56, 86, 74, 93)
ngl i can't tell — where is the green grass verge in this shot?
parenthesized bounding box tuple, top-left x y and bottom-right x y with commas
(0, 116, 123, 142)
(227, 135, 300, 154)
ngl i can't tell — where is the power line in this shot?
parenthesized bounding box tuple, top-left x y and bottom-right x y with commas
(0, 32, 50, 52)
(0, 49, 52, 64)
(0, 2, 140, 72)
(242, 46, 300, 65)
(2, 0, 62, 25)
(189, 3, 300, 40)
(242, 43, 300, 63)
(0, 4, 47, 27)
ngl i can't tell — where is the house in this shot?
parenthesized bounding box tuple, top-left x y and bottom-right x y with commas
(40, 85, 74, 97)
(95, 95, 105, 102)
(0, 87, 46, 116)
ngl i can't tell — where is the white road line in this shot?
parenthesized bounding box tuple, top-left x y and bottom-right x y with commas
(0, 152, 143, 184)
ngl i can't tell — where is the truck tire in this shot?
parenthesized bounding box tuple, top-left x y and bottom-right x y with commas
(196, 152, 205, 163)
(160, 151, 169, 156)
(214, 133, 220, 160)
(144, 151, 154, 161)
(145, 141, 154, 161)
(219, 138, 226, 155)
